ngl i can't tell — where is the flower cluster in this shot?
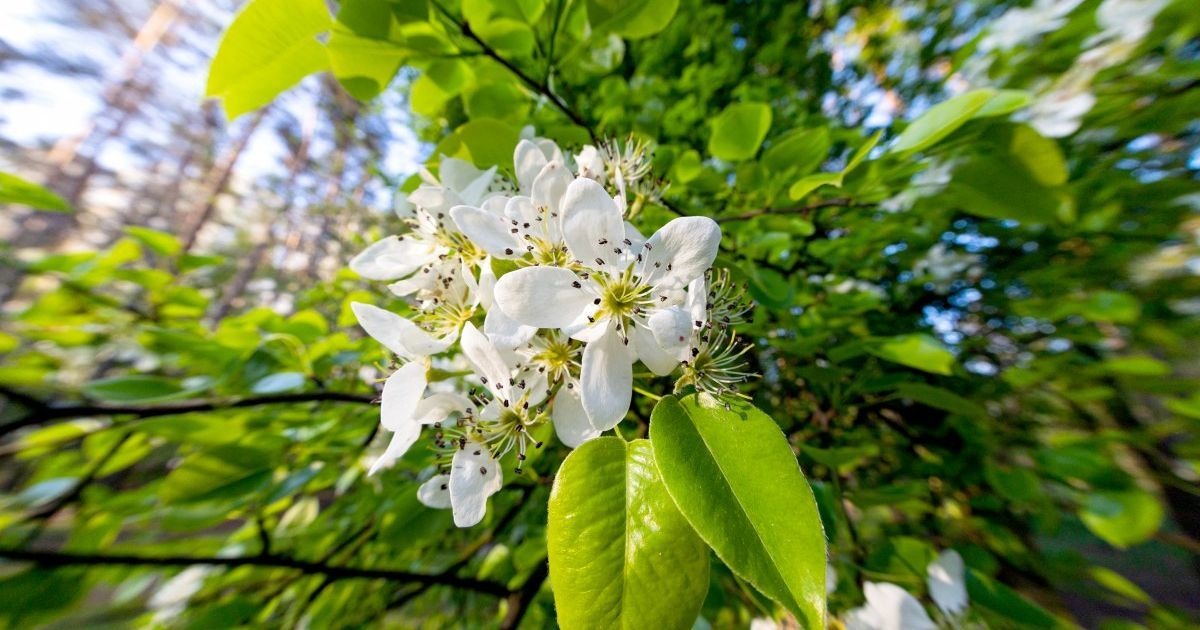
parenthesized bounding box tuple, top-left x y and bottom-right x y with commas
(349, 134, 753, 526)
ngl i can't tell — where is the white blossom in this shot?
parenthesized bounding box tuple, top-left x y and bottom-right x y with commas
(493, 177, 720, 433)
(844, 582, 937, 630)
(926, 549, 969, 616)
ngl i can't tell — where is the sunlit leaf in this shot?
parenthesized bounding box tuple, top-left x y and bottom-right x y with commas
(548, 437, 709, 628)
(651, 395, 826, 627)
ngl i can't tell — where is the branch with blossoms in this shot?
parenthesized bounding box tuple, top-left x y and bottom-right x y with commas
(348, 133, 757, 526)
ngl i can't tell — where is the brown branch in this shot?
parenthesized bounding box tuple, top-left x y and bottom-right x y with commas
(431, 1, 598, 143)
(0, 547, 509, 597)
(717, 198, 867, 223)
(0, 388, 376, 438)
(500, 560, 549, 630)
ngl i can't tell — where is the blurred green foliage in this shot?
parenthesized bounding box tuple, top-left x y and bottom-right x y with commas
(2, 0, 1199, 627)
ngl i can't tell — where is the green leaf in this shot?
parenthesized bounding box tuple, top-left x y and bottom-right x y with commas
(943, 157, 1061, 224)
(160, 445, 275, 504)
(763, 127, 831, 176)
(1102, 355, 1170, 377)
(742, 264, 793, 309)
(801, 444, 878, 475)
(888, 89, 995, 155)
(475, 18, 535, 57)
(0, 570, 85, 625)
(975, 89, 1032, 117)
(82, 375, 189, 403)
(1088, 566, 1152, 605)
(251, 371, 307, 394)
(326, 0, 405, 100)
(438, 118, 522, 168)
(587, 0, 680, 39)
(0, 172, 70, 212)
(1080, 490, 1164, 549)
(967, 569, 1071, 629)
(866, 334, 955, 375)
(788, 172, 843, 201)
(125, 226, 182, 257)
(709, 102, 773, 162)
(843, 130, 882, 174)
(651, 395, 826, 627)
(1009, 125, 1067, 187)
(205, 0, 332, 119)
(548, 437, 709, 629)
(894, 383, 986, 418)
(412, 59, 472, 117)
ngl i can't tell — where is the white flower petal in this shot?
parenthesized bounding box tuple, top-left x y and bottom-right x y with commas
(460, 323, 514, 402)
(439, 157, 496, 205)
(381, 362, 426, 431)
(351, 302, 453, 359)
(862, 582, 937, 630)
(451, 205, 522, 259)
(648, 306, 693, 364)
(413, 392, 473, 424)
(580, 325, 634, 431)
(494, 266, 594, 329)
(560, 177, 625, 270)
(449, 445, 502, 527)
(478, 258, 498, 310)
(686, 275, 707, 326)
(574, 145, 605, 180)
(503, 195, 537, 225)
(514, 139, 551, 192)
(532, 160, 572, 212)
(349, 236, 438, 281)
(408, 185, 463, 216)
(631, 321, 679, 376)
(643, 216, 721, 289)
(393, 192, 414, 220)
(368, 427, 420, 475)
(485, 303, 538, 349)
(926, 550, 968, 615)
(417, 473, 452, 509)
(388, 273, 437, 298)
(843, 604, 881, 630)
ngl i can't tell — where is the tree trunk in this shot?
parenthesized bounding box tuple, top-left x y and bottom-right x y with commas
(179, 108, 268, 254)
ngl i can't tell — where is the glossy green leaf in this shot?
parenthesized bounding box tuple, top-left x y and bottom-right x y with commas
(587, 0, 680, 39)
(82, 375, 189, 403)
(763, 127, 831, 176)
(251, 371, 307, 394)
(0, 172, 70, 212)
(967, 569, 1072, 629)
(866, 334, 955, 375)
(788, 172, 843, 201)
(889, 89, 995, 154)
(205, 0, 332, 119)
(548, 437, 709, 629)
(1080, 490, 1164, 549)
(1010, 125, 1068, 187)
(944, 157, 1061, 224)
(160, 445, 275, 504)
(975, 89, 1032, 117)
(125, 226, 182, 257)
(709, 102, 772, 161)
(326, 0, 405, 99)
(651, 395, 826, 628)
(894, 383, 986, 418)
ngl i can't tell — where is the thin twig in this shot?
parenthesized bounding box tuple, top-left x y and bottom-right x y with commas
(0, 547, 509, 596)
(717, 198, 867, 223)
(0, 388, 375, 438)
(430, 0, 598, 143)
(500, 560, 549, 629)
